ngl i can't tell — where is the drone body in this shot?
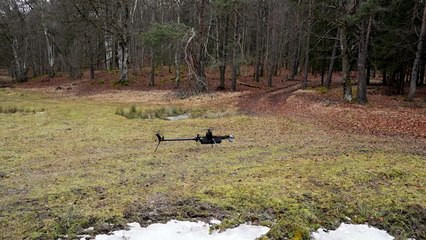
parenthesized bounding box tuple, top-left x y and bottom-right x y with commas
(155, 129, 234, 152)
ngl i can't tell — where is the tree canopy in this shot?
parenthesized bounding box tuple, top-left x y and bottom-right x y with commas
(0, 0, 424, 99)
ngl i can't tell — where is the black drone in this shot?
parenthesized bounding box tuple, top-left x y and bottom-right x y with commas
(155, 129, 234, 152)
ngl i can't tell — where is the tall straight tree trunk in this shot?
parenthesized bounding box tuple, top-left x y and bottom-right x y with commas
(105, 34, 113, 71)
(175, 4, 182, 88)
(150, 49, 155, 86)
(174, 49, 181, 87)
(339, 24, 352, 101)
(254, 1, 263, 83)
(356, 16, 372, 104)
(408, 3, 426, 100)
(325, 32, 339, 88)
(302, 32, 310, 89)
(419, 60, 425, 85)
(90, 39, 95, 80)
(196, 0, 208, 92)
(290, 45, 300, 80)
(231, 10, 239, 91)
(219, 15, 229, 90)
(267, 1, 277, 87)
(302, 0, 313, 89)
(382, 69, 387, 85)
(11, 37, 28, 82)
(366, 63, 371, 85)
(118, 1, 131, 84)
(43, 19, 55, 78)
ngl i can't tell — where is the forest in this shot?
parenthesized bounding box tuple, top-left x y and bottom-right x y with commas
(0, 0, 425, 100)
(0, 0, 425, 240)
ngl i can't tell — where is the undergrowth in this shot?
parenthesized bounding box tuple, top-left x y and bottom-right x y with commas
(115, 105, 236, 120)
(115, 105, 187, 119)
(314, 86, 329, 94)
(0, 105, 45, 114)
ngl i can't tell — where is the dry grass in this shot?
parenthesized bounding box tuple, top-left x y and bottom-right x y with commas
(0, 88, 424, 239)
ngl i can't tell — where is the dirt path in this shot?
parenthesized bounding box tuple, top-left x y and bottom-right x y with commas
(238, 82, 426, 140)
(238, 80, 302, 114)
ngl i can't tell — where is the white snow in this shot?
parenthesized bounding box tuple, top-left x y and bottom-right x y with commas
(93, 220, 270, 240)
(165, 114, 190, 121)
(312, 223, 395, 240)
(88, 220, 410, 240)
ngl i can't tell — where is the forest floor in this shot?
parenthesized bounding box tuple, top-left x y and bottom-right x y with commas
(0, 68, 425, 239)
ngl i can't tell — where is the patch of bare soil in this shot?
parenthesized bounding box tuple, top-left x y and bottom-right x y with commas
(124, 197, 229, 227)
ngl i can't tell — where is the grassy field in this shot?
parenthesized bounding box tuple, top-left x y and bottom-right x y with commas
(0, 88, 425, 239)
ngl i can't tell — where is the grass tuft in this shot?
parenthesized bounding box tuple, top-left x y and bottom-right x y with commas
(116, 105, 187, 119)
(314, 86, 329, 94)
(0, 105, 45, 114)
(115, 106, 237, 120)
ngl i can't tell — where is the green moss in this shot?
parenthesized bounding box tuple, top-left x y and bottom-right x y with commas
(0, 89, 424, 239)
(314, 86, 329, 94)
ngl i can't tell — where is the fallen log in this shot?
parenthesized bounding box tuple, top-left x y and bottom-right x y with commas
(237, 81, 261, 89)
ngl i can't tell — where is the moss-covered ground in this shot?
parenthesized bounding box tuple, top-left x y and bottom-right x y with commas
(0, 88, 424, 239)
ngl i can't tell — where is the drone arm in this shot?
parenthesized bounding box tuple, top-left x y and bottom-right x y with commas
(160, 138, 198, 142)
(156, 133, 200, 142)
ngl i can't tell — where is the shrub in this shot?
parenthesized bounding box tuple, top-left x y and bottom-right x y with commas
(0, 105, 44, 114)
(115, 106, 237, 120)
(115, 106, 187, 120)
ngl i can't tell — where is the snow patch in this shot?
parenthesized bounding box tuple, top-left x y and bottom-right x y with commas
(312, 223, 395, 240)
(93, 220, 270, 240)
(164, 114, 190, 121)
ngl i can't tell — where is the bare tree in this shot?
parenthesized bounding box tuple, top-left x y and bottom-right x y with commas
(356, 14, 373, 104)
(408, 2, 426, 100)
(325, 31, 339, 88)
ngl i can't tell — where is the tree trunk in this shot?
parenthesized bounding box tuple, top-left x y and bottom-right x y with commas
(254, 1, 263, 82)
(105, 34, 113, 71)
(11, 37, 28, 82)
(231, 10, 239, 92)
(356, 16, 372, 104)
(43, 21, 55, 78)
(325, 32, 339, 88)
(290, 46, 300, 80)
(382, 69, 387, 85)
(302, 34, 310, 89)
(150, 49, 155, 86)
(419, 60, 425, 85)
(118, 39, 129, 84)
(195, 0, 208, 92)
(118, 1, 131, 84)
(302, 0, 313, 89)
(184, 1, 208, 94)
(174, 50, 181, 87)
(366, 63, 371, 85)
(408, 3, 426, 100)
(218, 15, 229, 90)
(175, 8, 182, 88)
(267, 1, 277, 88)
(339, 24, 352, 102)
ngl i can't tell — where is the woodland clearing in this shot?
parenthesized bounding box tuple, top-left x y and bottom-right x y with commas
(0, 70, 425, 239)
